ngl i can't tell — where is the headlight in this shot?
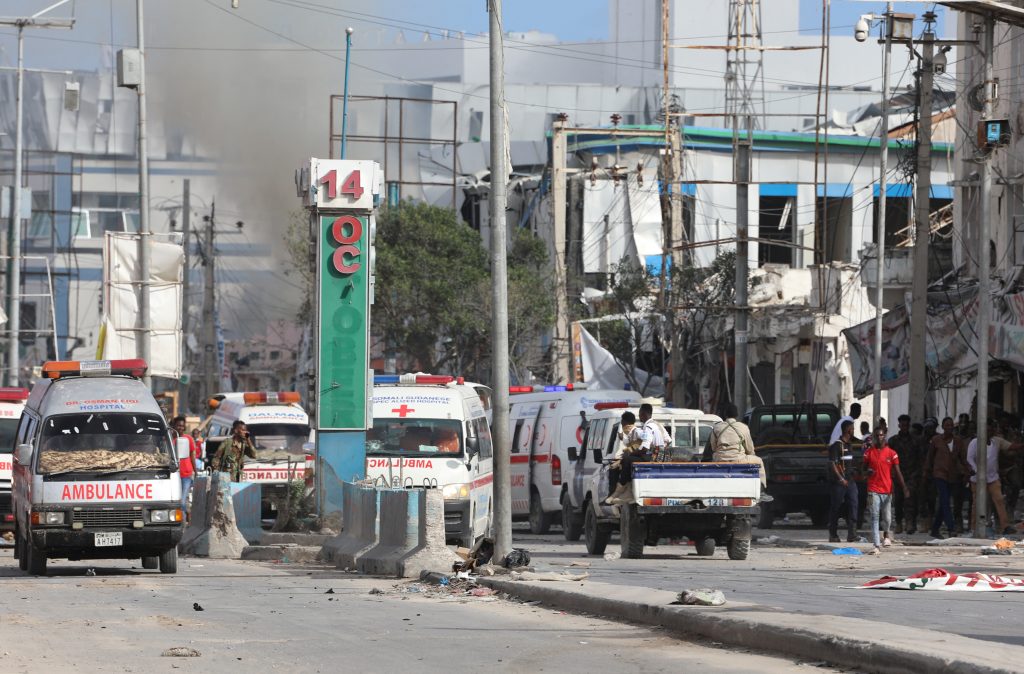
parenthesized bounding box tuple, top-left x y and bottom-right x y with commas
(441, 483, 471, 500)
(44, 511, 64, 525)
(150, 509, 169, 523)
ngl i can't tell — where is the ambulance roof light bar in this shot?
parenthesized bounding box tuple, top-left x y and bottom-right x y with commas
(242, 391, 302, 405)
(373, 374, 463, 385)
(593, 401, 630, 411)
(508, 382, 589, 394)
(0, 387, 30, 401)
(42, 359, 148, 380)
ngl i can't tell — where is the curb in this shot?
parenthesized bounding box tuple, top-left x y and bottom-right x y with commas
(240, 545, 322, 562)
(476, 577, 1022, 674)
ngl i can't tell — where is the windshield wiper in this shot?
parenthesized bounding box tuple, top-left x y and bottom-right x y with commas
(95, 464, 171, 475)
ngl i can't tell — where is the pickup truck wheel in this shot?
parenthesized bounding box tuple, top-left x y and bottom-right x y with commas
(528, 492, 552, 535)
(141, 556, 159, 570)
(13, 522, 20, 560)
(561, 498, 583, 541)
(757, 502, 774, 529)
(159, 547, 178, 574)
(26, 537, 47, 576)
(584, 504, 610, 555)
(695, 537, 716, 556)
(727, 536, 750, 560)
(620, 504, 645, 559)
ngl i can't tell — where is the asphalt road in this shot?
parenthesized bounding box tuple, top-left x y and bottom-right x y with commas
(0, 548, 843, 673)
(510, 523, 1024, 648)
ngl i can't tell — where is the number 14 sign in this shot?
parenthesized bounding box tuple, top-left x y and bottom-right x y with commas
(307, 159, 380, 212)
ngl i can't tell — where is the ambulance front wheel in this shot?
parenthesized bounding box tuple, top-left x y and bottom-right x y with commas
(141, 556, 159, 570)
(159, 547, 178, 574)
(25, 536, 47, 576)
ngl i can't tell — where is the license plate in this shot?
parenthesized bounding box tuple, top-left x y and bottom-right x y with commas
(666, 498, 689, 506)
(705, 498, 727, 506)
(94, 532, 122, 547)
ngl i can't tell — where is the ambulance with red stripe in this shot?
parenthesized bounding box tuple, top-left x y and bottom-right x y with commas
(206, 391, 313, 520)
(507, 386, 641, 534)
(368, 374, 493, 548)
(0, 387, 30, 532)
(11, 360, 184, 575)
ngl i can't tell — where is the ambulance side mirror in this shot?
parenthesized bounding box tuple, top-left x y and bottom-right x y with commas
(302, 442, 315, 454)
(567, 446, 579, 462)
(16, 443, 32, 465)
(176, 437, 191, 461)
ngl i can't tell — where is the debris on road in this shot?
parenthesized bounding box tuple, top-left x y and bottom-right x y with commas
(161, 648, 201, 658)
(672, 589, 726, 606)
(603, 551, 621, 561)
(755, 536, 779, 545)
(502, 548, 532, 568)
(509, 570, 589, 582)
(324, 588, 335, 594)
(369, 588, 385, 595)
(849, 568, 1024, 591)
(1, 531, 13, 543)
(192, 603, 204, 611)
(831, 548, 862, 556)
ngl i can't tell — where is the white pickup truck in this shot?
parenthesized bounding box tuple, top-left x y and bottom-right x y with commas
(582, 460, 763, 560)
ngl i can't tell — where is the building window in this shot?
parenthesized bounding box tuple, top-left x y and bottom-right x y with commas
(269, 350, 281, 361)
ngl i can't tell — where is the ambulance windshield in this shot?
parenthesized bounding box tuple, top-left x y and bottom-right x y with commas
(0, 418, 18, 453)
(367, 418, 463, 456)
(36, 413, 174, 474)
(247, 423, 308, 459)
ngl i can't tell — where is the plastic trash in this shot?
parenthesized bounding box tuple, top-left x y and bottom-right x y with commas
(673, 589, 726, 606)
(502, 548, 532, 568)
(831, 547, 862, 555)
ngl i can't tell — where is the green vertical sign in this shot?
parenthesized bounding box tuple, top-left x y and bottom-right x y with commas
(317, 212, 370, 429)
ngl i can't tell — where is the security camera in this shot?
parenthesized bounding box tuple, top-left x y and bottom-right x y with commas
(854, 15, 871, 42)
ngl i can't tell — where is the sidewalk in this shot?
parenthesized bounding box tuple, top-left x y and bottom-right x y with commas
(752, 525, 1019, 552)
(477, 572, 1024, 674)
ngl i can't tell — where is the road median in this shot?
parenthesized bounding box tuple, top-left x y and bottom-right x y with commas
(476, 575, 1023, 674)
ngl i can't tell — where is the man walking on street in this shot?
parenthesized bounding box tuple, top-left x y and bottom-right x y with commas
(925, 417, 970, 539)
(171, 415, 198, 515)
(863, 426, 910, 553)
(889, 414, 923, 534)
(967, 417, 1024, 536)
(828, 420, 859, 543)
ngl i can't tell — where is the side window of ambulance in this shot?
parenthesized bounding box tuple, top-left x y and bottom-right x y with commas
(474, 418, 493, 459)
(511, 419, 524, 454)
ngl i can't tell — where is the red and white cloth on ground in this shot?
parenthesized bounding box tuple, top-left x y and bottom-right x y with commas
(850, 568, 1024, 591)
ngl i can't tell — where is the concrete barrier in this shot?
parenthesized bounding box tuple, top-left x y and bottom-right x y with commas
(230, 482, 263, 545)
(179, 472, 249, 558)
(320, 482, 380, 568)
(358, 488, 460, 578)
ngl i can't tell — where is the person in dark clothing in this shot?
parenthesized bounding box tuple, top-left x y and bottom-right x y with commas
(889, 414, 924, 534)
(828, 420, 860, 543)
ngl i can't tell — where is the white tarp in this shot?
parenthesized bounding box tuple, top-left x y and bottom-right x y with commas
(100, 233, 184, 378)
(582, 180, 633, 274)
(627, 171, 663, 268)
(578, 324, 664, 396)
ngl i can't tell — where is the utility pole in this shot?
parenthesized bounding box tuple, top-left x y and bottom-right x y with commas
(733, 117, 751, 411)
(872, 4, 893, 425)
(908, 17, 936, 426)
(974, 15, 995, 540)
(658, 0, 675, 402)
(488, 0, 513, 560)
(178, 179, 191, 407)
(203, 201, 217, 403)
(0, 5, 74, 386)
(550, 116, 570, 384)
(135, 0, 152, 386)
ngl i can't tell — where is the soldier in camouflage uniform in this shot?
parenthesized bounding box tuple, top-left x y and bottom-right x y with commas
(889, 415, 925, 534)
(212, 420, 257, 482)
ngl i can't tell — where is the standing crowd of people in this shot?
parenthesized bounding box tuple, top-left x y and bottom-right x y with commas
(827, 403, 1024, 553)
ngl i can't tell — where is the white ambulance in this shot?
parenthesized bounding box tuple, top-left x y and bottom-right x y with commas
(11, 359, 184, 575)
(206, 391, 313, 519)
(507, 385, 642, 534)
(0, 387, 30, 532)
(368, 374, 493, 548)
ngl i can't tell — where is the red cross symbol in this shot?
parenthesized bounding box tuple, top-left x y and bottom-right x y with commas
(392, 405, 415, 418)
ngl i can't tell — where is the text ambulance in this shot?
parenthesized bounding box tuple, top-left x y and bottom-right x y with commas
(12, 360, 184, 575)
(508, 385, 641, 534)
(206, 391, 313, 519)
(368, 374, 493, 548)
(0, 387, 29, 532)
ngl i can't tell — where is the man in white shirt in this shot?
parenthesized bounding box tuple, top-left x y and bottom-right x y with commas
(830, 403, 862, 446)
(967, 417, 1024, 535)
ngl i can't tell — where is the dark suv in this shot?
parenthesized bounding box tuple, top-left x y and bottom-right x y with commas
(744, 404, 861, 528)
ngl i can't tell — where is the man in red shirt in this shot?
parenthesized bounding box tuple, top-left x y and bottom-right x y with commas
(863, 426, 910, 553)
(172, 416, 198, 516)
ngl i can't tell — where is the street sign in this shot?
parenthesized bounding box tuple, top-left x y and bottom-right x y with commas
(304, 159, 380, 212)
(317, 211, 373, 429)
